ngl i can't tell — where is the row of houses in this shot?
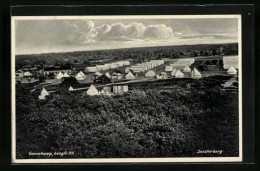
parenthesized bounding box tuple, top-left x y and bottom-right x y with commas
(85, 60, 130, 73)
(128, 60, 164, 73)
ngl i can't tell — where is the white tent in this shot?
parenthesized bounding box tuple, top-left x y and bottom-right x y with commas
(105, 72, 111, 78)
(38, 88, 49, 100)
(165, 66, 173, 72)
(171, 69, 177, 76)
(68, 86, 75, 91)
(227, 66, 237, 75)
(56, 72, 64, 79)
(183, 66, 191, 72)
(100, 87, 111, 96)
(175, 69, 184, 78)
(63, 73, 70, 78)
(94, 71, 102, 76)
(87, 84, 99, 96)
(23, 71, 33, 77)
(75, 72, 84, 80)
(79, 71, 86, 78)
(145, 70, 156, 77)
(125, 72, 135, 80)
(191, 68, 202, 78)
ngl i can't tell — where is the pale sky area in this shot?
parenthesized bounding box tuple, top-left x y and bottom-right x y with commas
(15, 17, 239, 55)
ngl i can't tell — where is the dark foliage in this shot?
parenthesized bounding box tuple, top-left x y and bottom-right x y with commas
(94, 75, 111, 84)
(60, 77, 79, 86)
(16, 76, 238, 159)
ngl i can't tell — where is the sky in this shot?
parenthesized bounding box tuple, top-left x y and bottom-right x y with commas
(14, 17, 239, 55)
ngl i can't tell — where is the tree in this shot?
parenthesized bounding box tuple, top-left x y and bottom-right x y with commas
(60, 77, 79, 86)
(93, 74, 111, 84)
(74, 59, 79, 64)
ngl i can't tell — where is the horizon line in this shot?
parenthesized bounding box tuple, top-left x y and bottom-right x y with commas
(15, 42, 238, 56)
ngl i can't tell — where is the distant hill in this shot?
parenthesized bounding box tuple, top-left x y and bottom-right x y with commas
(16, 43, 238, 68)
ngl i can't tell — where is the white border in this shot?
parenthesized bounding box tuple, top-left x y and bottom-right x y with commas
(11, 15, 242, 163)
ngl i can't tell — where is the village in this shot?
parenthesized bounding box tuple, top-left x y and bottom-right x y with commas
(15, 48, 239, 100)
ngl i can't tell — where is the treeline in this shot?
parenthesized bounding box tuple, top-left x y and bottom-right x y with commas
(16, 77, 238, 159)
(16, 43, 238, 67)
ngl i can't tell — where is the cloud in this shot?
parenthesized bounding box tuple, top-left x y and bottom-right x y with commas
(143, 24, 174, 38)
(16, 20, 176, 48)
(96, 22, 174, 40)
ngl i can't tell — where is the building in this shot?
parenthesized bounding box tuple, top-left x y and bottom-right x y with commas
(15, 70, 24, 77)
(43, 66, 71, 76)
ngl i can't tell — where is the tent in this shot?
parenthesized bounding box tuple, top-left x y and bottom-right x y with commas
(94, 71, 102, 76)
(165, 66, 173, 72)
(183, 66, 191, 72)
(171, 69, 177, 76)
(56, 72, 64, 79)
(75, 72, 85, 80)
(125, 72, 135, 80)
(105, 72, 111, 78)
(145, 70, 156, 77)
(23, 71, 33, 77)
(191, 68, 202, 78)
(87, 84, 99, 96)
(68, 86, 75, 91)
(100, 87, 111, 96)
(79, 71, 86, 78)
(38, 88, 49, 100)
(63, 73, 70, 78)
(175, 69, 184, 78)
(227, 66, 237, 75)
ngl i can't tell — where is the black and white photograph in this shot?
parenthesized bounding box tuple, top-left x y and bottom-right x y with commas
(11, 15, 242, 163)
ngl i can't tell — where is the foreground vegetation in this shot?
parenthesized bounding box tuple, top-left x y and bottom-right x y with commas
(16, 76, 238, 158)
